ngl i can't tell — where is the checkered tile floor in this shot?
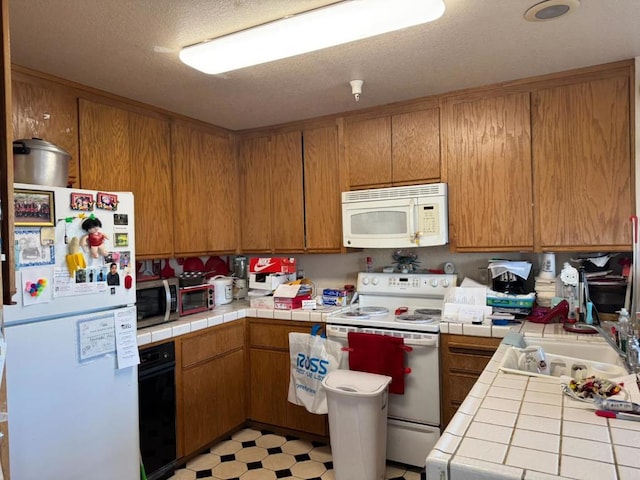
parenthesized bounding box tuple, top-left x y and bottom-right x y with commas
(168, 428, 422, 480)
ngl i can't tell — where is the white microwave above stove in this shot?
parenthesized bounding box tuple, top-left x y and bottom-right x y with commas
(342, 183, 448, 249)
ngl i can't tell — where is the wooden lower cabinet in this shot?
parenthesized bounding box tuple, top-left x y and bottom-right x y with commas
(440, 334, 501, 428)
(248, 318, 328, 437)
(178, 321, 246, 457)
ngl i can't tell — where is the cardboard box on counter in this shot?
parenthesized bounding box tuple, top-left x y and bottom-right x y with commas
(273, 283, 313, 310)
(249, 272, 295, 291)
(249, 295, 275, 309)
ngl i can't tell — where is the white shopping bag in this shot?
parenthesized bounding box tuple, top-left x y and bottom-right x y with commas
(287, 325, 342, 414)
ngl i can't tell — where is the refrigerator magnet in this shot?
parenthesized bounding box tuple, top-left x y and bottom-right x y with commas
(70, 192, 94, 211)
(114, 232, 128, 247)
(96, 192, 118, 211)
(21, 268, 53, 305)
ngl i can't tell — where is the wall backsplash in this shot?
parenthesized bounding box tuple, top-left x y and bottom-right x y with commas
(295, 247, 526, 292)
(150, 250, 627, 298)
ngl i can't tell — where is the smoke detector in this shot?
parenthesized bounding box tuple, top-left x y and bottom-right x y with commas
(525, 0, 579, 21)
(350, 80, 363, 102)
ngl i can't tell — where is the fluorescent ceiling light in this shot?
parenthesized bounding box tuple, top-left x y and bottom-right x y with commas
(179, 0, 446, 74)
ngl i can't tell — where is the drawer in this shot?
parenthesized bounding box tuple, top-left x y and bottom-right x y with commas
(181, 320, 245, 368)
(249, 319, 317, 350)
(446, 351, 494, 374)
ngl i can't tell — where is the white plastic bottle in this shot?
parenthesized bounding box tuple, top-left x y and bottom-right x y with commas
(618, 308, 630, 353)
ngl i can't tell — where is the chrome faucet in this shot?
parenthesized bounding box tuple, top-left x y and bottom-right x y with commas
(589, 323, 636, 373)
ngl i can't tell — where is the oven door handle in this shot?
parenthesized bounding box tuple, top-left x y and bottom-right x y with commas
(403, 336, 438, 347)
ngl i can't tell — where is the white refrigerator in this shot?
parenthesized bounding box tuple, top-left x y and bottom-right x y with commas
(4, 183, 139, 480)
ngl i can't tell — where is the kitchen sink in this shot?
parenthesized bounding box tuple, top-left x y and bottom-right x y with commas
(499, 336, 627, 380)
(522, 337, 622, 365)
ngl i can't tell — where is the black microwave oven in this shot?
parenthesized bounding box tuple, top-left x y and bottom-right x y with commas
(136, 278, 179, 329)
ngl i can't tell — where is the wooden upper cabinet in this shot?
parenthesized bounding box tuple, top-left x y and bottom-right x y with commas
(239, 136, 273, 252)
(532, 73, 632, 251)
(303, 125, 342, 252)
(391, 108, 440, 184)
(12, 76, 80, 186)
(201, 129, 239, 252)
(443, 92, 533, 251)
(239, 132, 305, 253)
(129, 111, 173, 258)
(172, 123, 207, 254)
(172, 122, 237, 256)
(79, 99, 130, 191)
(79, 99, 173, 258)
(271, 131, 304, 252)
(344, 116, 391, 188)
(344, 107, 441, 189)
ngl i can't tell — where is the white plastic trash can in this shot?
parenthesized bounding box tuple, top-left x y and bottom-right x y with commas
(322, 370, 392, 480)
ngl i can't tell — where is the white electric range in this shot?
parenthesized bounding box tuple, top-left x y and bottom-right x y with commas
(325, 272, 457, 468)
(326, 271, 456, 332)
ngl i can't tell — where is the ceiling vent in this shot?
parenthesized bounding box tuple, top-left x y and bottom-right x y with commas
(525, 0, 580, 21)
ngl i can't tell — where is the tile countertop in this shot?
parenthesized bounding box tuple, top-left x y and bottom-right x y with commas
(427, 321, 640, 480)
(136, 301, 343, 346)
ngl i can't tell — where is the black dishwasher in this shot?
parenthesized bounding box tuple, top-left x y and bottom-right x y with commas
(139, 341, 177, 480)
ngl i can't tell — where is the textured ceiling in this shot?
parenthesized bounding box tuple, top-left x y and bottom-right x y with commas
(8, 0, 640, 131)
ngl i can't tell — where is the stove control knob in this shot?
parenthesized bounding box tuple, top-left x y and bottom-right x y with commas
(430, 279, 439, 287)
(372, 277, 379, 285)
(441, 279, 450, 288)
(361, 277, 370, 285)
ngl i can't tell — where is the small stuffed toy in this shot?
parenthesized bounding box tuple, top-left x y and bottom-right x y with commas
(66, 237, 87, 276)
(80, 217, 109, 258)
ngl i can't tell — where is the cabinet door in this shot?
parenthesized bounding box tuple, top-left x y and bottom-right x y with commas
(180, 322, 245, 456)
(201, 130, 239, 252)
(439, 334, 500, 428)
(79, 99, 130, 191)
(248, 320, 328, 436)
(392, 108, 440, 184)
(443, 92, 533, 251)
(303, 125, 342, 252)
(239, 136, 273, 252)
(344, 116, 392, 188)
(181, 350, 245, 455)
(249, 349, 327, 436)
(249, 348, 288, 427)
(129, 112, 174, 258)
(216, 349, 246, 435)
(12, 76, 80, 186)
(271, 131, 305, 252)
(172, 122, 212, 255)
(532, 74, 632, 250)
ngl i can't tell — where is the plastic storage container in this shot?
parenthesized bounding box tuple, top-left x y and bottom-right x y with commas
(322, 370, 391, 480)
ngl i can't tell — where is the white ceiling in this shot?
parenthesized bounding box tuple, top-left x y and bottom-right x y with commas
(8, 0, 640, 131)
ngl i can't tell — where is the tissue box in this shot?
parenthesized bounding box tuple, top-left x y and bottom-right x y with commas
(249, 257, 297, 274)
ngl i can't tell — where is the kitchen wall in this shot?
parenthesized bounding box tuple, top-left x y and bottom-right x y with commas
(292, 248, 562, 293)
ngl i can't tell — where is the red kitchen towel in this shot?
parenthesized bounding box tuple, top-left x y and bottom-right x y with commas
(347, 332, 407, 394)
